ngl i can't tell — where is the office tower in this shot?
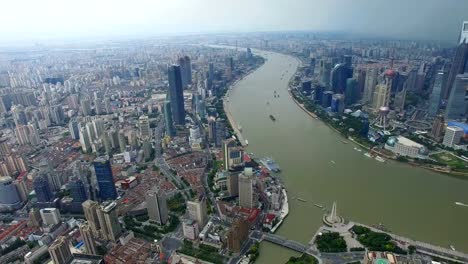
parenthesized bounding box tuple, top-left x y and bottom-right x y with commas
(460, 21, 468, 44)
(330, 63, 353, 94)
(319, 60, 332, 88)
(163, 100, 175, 137)
(178, 56, 192, 88)
(445, 74, 468, 120)
(187, 197, 207, 228)
(139, 115, 150, 139)
(215, 118, 226, 147)
(321, 91, 333, 108)
(93, 157, 117, 200)
(79, 126, 92, 153)
(40, 208, 61, 225)
(182, 219, 199, 240)
(69, 178, 88, 203)
(331, 94, 345, 113)
(301, 80, 312, 95)
(223, 138, 238, 171)
(168, 65, 185, 125)
(443, 126, 464, 147)
(430, 115, 445, 141)
(79, 223, 97, 255)
(29, 208, 43, 227)
(98, 201, 122, 241)
(227, 172, 239, 197)
(82, 200, 101, 237)
(227, 218, 249, 253)
(393, 88, 406, 112)
(372, 83, 391, 112)
(238, 173, 253, 208)
(344, 78, 359, 105)
(50, 104, 65, 125)
(0, 176, 22, 212)
(69, 119, 80, 140)
(33, 175, 54, 202)
(118, 130, 126, 153)
(81, 99, 92, 116)
(313, 86, 324, 104)
(444, 23, 468, 100)
(49, 236, 73, 264)
(309, 58, 316, 76)
(207, 116, 216, 143)
(428, 71, 446, 116)
(145, 188, 168, 225)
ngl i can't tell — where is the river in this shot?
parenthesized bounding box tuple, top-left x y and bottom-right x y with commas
(226, 50, 468, 263)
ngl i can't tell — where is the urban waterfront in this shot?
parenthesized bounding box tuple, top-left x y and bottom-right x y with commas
(226, 50, 468, 263)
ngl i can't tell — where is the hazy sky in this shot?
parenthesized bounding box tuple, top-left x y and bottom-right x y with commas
(2, 0, 468, 43)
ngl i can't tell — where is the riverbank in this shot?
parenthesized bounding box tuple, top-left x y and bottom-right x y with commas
(287, 76, 468, 177)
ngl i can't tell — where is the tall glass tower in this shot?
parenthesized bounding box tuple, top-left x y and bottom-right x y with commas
(164, 100, 175, 137)
(428, 71, 446, 116)
(445, 74, 468, 120)
(168, 65, 185, 125)
(93, 157, 117, 200)
(33, 175, 54, 202)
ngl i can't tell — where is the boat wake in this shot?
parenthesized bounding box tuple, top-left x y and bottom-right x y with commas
(455, 202, 468, 207)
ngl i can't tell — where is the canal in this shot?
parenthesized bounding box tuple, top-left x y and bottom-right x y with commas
(226, 50, 468, 263)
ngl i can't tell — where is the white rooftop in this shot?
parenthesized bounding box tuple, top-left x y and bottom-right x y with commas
(397, 136, 423, 148)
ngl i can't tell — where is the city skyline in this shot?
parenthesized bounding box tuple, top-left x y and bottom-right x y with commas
(1, 0, 468, 44)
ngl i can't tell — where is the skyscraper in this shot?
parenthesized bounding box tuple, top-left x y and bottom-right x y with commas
(79, 222, 97, 255)
(187, 197, 207, 228)
(330, 63, 353, 94)
(168, 65, 185, 125)
(445, 74, 468, 120)
(82, 200, 101, 238)
(443, 22, 468, 100)
(98, 201, 122, 241)
(178, 56, 192, 88)
(238, 173, 253, 208)
(49, 236, 73, 264)
(69, 178, 88, 203)
(428, 71, 446, 116)
(139, 115, 150, 139)
(344, 78, 359, 105)
(33, 175, 54, 203)
(145, 188, 168, 225)
(163, 100, 175, 137)
(93, 157, 117, 200)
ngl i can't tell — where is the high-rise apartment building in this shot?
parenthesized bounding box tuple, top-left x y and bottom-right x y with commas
(49, 236, 73, 264)
(79, 222, 97, 255)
